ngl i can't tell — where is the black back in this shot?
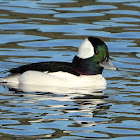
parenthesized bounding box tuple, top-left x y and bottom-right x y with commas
(10, 61, 80, 76)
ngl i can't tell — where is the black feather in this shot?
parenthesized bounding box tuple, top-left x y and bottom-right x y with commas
(9, 61, 80, 76)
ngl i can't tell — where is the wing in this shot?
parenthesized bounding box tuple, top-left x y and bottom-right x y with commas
(9, 61, 80, 76)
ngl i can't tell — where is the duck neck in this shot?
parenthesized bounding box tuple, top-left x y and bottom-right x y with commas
(72, 56, 103, 75)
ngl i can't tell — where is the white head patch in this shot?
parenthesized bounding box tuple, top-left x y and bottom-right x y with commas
(77, 38, 94, 59)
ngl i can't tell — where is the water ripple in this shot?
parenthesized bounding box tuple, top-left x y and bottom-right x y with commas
(0, 0, 140, 139)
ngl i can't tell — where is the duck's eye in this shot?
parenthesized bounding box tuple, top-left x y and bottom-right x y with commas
(95, 50, 98, 54)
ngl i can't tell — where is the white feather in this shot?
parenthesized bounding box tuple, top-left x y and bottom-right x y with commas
(77, 38, 94, 59)
(1, 74, 21, 84)
(2, 71, 106, 88)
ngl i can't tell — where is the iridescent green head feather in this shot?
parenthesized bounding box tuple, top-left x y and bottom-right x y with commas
(72, 36, 117, 75)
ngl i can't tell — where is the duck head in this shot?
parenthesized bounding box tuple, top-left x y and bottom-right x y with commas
(72, 36, 117, 75)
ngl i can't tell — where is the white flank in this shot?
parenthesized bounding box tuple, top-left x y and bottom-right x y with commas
(77, 38, 94, 59)
(1, 71, 106, 88)
(19, 71, 106, 88)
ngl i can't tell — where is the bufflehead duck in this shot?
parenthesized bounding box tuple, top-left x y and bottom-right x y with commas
(1, 37, 117, 88)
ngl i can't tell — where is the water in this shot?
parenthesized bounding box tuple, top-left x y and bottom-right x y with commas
(0, 0, 140, 139)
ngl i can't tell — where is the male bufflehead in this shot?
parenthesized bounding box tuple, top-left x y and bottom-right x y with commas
(1, 37, 117, 88)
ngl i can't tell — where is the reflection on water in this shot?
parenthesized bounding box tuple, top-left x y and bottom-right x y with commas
(0, 91, 109, 139)
(0, 0, 140, 139)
